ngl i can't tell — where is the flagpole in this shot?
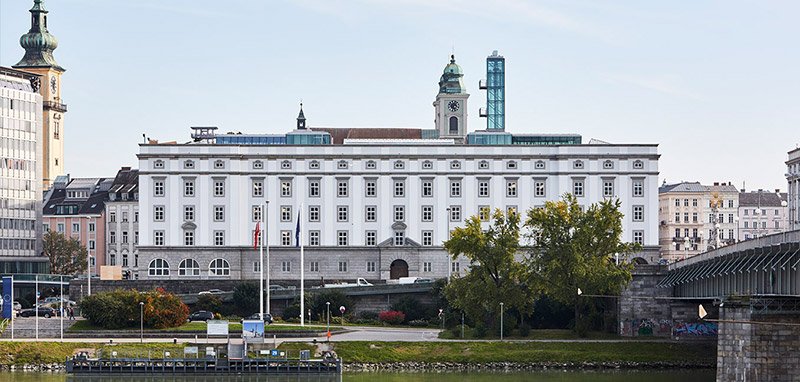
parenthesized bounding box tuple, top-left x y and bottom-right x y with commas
(265, 201, 270, 317)
(259, 203, 264, 322)
(299, 203, 305, 327)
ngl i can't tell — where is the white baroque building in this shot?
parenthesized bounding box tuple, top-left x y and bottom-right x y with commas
(136, 56, 661, 281)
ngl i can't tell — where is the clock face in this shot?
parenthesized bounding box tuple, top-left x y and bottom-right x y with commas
(447, 100, 460, 112)
(50, 77, 57, 92)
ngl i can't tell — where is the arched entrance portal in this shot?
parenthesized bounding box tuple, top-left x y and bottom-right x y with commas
(389, 259, 409, 279)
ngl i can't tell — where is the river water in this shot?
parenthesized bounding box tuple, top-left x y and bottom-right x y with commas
(0, 371, 716, 381)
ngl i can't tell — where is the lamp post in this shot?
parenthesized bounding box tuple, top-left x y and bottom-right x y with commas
(139, 301, 144, 343)
(499, 302, 504, 341)
(326, 301, 331, 342)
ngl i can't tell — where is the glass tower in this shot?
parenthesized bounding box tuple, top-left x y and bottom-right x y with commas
(486, 51, 505, 131)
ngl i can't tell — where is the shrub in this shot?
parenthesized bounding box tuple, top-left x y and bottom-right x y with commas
(310, 290, 352, 321)
(390, 296, 436, 322)
(357, 311, 379, 320)
(79, 289, 139, 329)
(232, 282, 259, 315)
(142, 288, 189, 329)
(473, 323, 487, 338)
(519, 323, 531, 337)
(378, 310, 406, 325)
(195, 294, 222, 314)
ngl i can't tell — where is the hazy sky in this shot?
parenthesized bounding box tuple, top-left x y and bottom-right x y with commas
(1, 0, 798, 190)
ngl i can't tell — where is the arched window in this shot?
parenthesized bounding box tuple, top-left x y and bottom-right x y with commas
(214, 160, 225, 169)
(209, 258, 230, 276)
(365, 160, 377, 169)
(337, 160, 349, 169)
(478, 160, 489, 169)
(183, 160, 195, 169)
(179, 259, 200, 276)
(603, 160, 614, 169)
(449, 116, 458, 134)
(394, 160, 405, 169)
(281, 160, 292, 169)
(309, 160, 320, 169)
(148, 259, 170, 276)
(153, 160, 165, 169)
(421, 160, 433, 169)
(633, 160, 644, 169)
(535, 160, 546, 169)
(252, 160, 263, 169)
(573, 160, 584, 169)
(109, 252, 116, 266)
(506, 161, 518, 169)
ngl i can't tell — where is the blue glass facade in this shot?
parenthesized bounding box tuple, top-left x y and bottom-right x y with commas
(486, 53, 505, 131)
(215, 135, 287, 145)
(286, 132, 331, 145)
(467, 132, 512, 145)
(512, 135, 582, 145)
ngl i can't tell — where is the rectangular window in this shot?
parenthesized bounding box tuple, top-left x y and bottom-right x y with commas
(366, 180, 377, 197)
(154, 205, 165, 221)
(633, 230, 644, 245)
(693, 199, 698, 207)
(423, 262, 432, 272)
(478, 181, 490, 197)
(365, 231, 377, 246)
(184, 231, 194, 246)
(122, 212, 129, 222)
(506, 180, 518, 197)
(154, 180, 165, 197)
(252, 180, 263, 197)
(135, 231, 139, 245)
(214, 206, 225, 222)
(154, 231, 164, 246)
(122, 231, 128, 244)
(394, 180, 405, 197)
(534, 180, 546, 197)
(692, 228, 698, 238)
(337, 180, 349, 197)
(281, 180, 292, 197)
(309, 230, 320, 246)
(603, 180, 614, 197)
(674, 228, 680, 238)
(422, 230, 433, 246)
(572, 179, 584, 197)
(775, 221, 780, 229)
(309, 205, 320, 222)
(729, 200, 734, 208)
(676, 199, 681, 207)
(281, 230, 292, 246)
(450, 180, 461, 197)
(281, 206, 292, 222)
(684, 212, 689, 223)
(394, 206, 405, 222)
(184, 205, 194, 221)
(89, 240, 95, 250)
(479, 206, 490, 222)
(282, 261, 291, 272)
(421, 181, 433, 197)
(728, 214, 734, 223)
(214, 231, 225, 246)
(338, 261, 348, 272)
(310, 261, 319, 272)
(394, 231, 405, 246)
(309, 180, 320, 197)
(692, 212, 698, 223)
(684, 198, 689, 207)
(365, 206, 377, 222)
(252, 205, 262, 222)
(633, 180, 645, 197)
(449, 206, 461, 221)
(183, 179, 195, 197)
(675, 212, 681, 223)
(72, 223, 80, 232)
(421, 205, 433, 222)
(110, 212, 116, 223)
(337, 206, 349, 222)
(337, 231, 349, 246)
(728, 229, 734, 239)
(366, 261, 376, 272)
(744, 221, 749, 228)
(253, 261, 261, 273)
(110, 232, 116, 244)
(213, 180, 225, 197)
(451, 262, 460, 275)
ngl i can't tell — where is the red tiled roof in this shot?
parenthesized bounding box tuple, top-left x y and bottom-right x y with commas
(311, 127, 422, 144)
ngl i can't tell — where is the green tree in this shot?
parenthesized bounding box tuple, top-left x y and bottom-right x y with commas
(443, 209, 534, 331)
(43, 231, 88, 275)
(195, 294, 222, 314)
(232, 282, 259, 314)
(524, 194, 637, 336)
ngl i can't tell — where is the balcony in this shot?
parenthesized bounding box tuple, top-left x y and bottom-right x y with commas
(43, 101, 67, 112)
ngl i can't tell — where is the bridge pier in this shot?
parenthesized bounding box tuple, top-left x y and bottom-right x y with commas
(717, 298, 800, 381)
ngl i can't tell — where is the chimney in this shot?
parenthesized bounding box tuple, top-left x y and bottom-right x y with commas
(713, 182, 719, 186)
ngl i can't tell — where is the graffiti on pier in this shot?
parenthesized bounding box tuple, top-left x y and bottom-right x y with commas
(620, 319, 717, 337)
(673, 321, 718, 337)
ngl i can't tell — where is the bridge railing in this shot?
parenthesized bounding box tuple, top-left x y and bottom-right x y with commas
(669, 230, 800, 270)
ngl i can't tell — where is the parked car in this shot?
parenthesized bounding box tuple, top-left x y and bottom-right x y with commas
(40, 297, 76, 307)
(12, 301, 21, 311)
(242, 313, 273, 324)
(198, 289, 224, 295)
(188, 311, 215, 322)
(413, 278, 434, 284)
(18, 307, 56, 318)
(268, 285, 285, 292)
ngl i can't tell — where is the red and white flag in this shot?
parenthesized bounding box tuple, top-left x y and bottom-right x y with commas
(253, 222, 261, 249)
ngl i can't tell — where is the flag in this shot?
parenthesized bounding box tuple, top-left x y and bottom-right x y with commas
(253, 222, 260, 250)
(295, 211, 301, 248)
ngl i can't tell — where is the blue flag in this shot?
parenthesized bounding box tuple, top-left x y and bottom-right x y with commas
(295, 211, 301, 248)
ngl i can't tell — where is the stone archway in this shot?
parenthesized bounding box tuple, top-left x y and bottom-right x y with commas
(632, 257, 649, 265)
(389, 259, 409, 279)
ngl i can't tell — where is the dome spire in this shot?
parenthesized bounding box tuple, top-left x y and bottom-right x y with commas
(296, 102, 307, 130)
(14, 0, 64, 71)
(438, 54, 465, 94)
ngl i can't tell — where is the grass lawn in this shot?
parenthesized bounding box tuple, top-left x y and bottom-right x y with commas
(439, 328, 631, 340)
(278, 341, 716, 364)
(0, 342, 92, 365)
(68, 320, 340, 333)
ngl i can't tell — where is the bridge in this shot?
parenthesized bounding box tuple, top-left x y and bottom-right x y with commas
(620, 230, 800, 381)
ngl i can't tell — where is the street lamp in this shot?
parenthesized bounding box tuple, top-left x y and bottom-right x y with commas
(326, 301, 330, 342)
(139, 301, 145, 343)
(500, 302, 504, 341)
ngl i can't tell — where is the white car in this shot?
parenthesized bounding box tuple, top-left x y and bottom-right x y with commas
(198, 289, 224, 295)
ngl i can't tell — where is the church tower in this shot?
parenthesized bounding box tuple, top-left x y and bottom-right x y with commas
(13, 0, 66, 188)
(433, 55, 469, 143)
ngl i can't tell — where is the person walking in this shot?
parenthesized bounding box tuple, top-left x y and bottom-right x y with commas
(68, 306, 75, 320)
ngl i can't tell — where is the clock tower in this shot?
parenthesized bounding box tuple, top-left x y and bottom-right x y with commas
(433, 55, 469, 143)
(13, 0, 66, 188)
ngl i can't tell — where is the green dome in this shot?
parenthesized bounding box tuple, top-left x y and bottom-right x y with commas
(13, 0, 63, 70)
(438, 55, 465, 94)
(20, 31, 58, 52)
(443, 56, 463, 75)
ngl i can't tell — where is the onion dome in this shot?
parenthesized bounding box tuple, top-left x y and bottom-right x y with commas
(438, 55, 465, 94)
(14, 0, 64, 71)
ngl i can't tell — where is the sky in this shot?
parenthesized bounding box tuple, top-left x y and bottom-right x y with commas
(1, 0, 798, 191)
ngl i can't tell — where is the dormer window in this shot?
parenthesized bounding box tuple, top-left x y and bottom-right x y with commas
(309, 160, 320, 169)
(479, 160, 489, 169)
(603, 160, 614, 169)
(450, 160, 461, 170)
(214, 160, 225, 169)
(535, 160, 546, 169)
(633, 160, 644, 169)
(252, 160, 263, 170)
(365, 160, 377, 169)
(183, 160, 195, 169)
(281, 160, 292, 170)
(394, 160, 405, 170)
(422, 160, 433, 169)
(153, 160, 165, 169)
(573, 160, 584, 169)
(506, 161, 518, 169)
(337, 160, 348, 169)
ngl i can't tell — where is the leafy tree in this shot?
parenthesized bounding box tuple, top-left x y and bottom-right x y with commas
(443, 209, 534, 331)
(310, 290, 352, 321)
(195, 294, 222, 314)
(232, 282, 259, 314)
(524, 194, 637, 336)
(80, 288, 188, 329)
(143, 288, 189, 329)
(43, 231, 88, 275)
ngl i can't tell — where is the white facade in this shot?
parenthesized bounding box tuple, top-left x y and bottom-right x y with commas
(137, 143, 659, 280)
(788, 148, 800, 231)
